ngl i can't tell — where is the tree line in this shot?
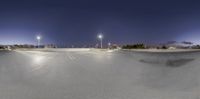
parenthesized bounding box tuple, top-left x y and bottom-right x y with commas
(122, 44, 145, 49)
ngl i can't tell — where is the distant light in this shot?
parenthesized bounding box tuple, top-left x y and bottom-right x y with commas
(36, 36, 41, 40)
(108, 42, 111, 46)
(98, 34, 103, 39)
(36, 35, 42, 48)
(97, 34, 103, 48)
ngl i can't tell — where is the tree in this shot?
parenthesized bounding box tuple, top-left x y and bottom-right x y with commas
(161, 45, 167, 49)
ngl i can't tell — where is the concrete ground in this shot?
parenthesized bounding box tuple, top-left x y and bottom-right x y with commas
(0, 49, 200, 99)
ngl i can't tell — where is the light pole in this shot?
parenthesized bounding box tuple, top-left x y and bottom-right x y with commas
(98, 34, 103, 48)
(108, 42, 111, 49)
(36, 35, 41, 48)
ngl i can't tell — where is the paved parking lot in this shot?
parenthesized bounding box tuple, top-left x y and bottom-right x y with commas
(0, 49, 200, 99)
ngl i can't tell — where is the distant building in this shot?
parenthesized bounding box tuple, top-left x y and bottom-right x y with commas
(168, 46, 176, 50)
(45, 44, 57, 48)
(12, 44, 35, 49)
(0, 45, 13, 50)
(109, 44, 121, 49)
(165, 41, 193, 49)
(146, 44, 160, 49)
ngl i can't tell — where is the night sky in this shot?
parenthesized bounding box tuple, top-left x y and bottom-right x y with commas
(0, 0, 200, 46)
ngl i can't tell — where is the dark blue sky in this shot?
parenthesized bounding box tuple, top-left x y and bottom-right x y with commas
(0, 0, 200, 46)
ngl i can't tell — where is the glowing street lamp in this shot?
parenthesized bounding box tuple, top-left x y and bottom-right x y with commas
(36, 35, 41, 48)
(97, 34, 103, 48)
(108, 42, 111, 49)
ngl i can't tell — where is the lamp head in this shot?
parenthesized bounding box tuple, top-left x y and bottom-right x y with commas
(36, 36, 41, 40)
(98, 34, 103, 39)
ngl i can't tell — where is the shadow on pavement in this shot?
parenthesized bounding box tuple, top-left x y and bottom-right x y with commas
(140, 58, 195, 67)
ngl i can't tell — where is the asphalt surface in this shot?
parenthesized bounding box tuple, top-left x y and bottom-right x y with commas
(0, 49, 200, 99)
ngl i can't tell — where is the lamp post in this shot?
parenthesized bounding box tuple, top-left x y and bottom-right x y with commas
(98, 34, 103, 48)
(108, 42, 111, 49)
(36, 35, 41, 48)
